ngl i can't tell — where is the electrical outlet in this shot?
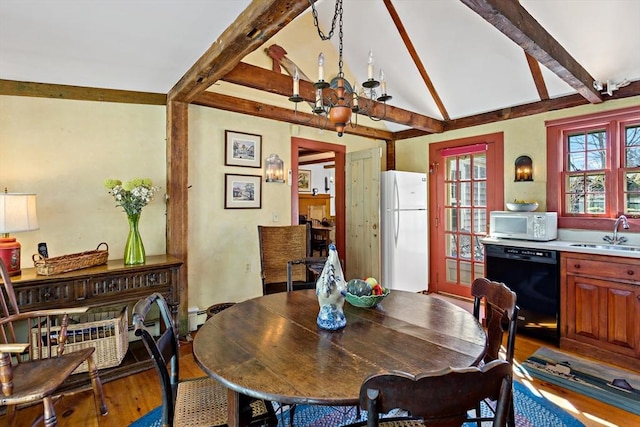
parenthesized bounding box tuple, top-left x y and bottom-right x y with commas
(272, 211, 279, 222)
(245, 262, 251, 272)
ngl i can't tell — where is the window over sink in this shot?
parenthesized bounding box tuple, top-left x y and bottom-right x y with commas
(546, 106, 640, 230)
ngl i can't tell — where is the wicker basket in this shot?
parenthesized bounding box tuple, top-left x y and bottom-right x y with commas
(31, 306, 129, 374)
(32, 242, 109, 275)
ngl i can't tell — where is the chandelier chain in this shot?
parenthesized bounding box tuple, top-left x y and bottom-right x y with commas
(338, 1, 344, 77)
(292, 0, 390, 136)
(309, 0, 344, 77)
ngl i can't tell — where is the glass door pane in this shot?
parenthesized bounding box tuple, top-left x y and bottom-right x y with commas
(443, 153, 486, 288)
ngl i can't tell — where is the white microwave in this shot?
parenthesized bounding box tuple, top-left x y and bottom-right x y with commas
(489, 211, 558, 241)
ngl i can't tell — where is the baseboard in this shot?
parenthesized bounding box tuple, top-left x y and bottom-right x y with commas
(434, 291, 474, 303)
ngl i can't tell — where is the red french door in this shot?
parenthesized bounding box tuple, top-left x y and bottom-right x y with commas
(428, 133, 504, 298)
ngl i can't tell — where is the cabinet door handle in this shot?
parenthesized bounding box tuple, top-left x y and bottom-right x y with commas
(628, 270, 634, 276)
(574, 263, 581, 269)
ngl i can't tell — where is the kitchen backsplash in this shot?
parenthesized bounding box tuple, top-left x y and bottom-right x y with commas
(558, 228, 639, 246)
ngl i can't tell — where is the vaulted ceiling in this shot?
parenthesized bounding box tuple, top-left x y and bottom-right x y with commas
(2, 0, 639, 141)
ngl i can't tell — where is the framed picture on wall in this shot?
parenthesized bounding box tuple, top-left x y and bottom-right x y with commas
(225, 174, 262, 209)
(298, 169, 311, 192)
(225, 130, 262, 168)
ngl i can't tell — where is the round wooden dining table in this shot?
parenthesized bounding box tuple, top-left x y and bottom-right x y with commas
(193, 289, 487, 427)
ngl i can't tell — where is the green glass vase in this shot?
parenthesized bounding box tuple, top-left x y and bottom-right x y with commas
(124, 213, 145, 265)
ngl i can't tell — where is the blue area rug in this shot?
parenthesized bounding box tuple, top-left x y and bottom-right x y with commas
(129, 405, 162, 427)
(129, 380, 585, 426)
(274, 381, 584, 426)
(523, 346, 640, 415)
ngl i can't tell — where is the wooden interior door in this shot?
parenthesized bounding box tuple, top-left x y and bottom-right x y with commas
(346, 147, 381, 280)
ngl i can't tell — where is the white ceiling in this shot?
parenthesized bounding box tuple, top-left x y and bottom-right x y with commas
(2, 0, 639, 133)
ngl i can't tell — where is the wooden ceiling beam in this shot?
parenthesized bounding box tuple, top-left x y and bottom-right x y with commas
(460, 0, 603, 104)
(168, 0, 312, 103)
(525, 53, 549, 100)
(0, 79, 166, 105)
(222, 62, 444, 134)
(444, 93, 588, 131)
(383, 0, 450, 120)
(192, 91, 395, 141)
(391, 80, 640, 138)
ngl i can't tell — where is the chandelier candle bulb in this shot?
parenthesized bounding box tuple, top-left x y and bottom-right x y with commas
(367, 49, 374, 80)
(318, 52, 325, 81)
(293, 68, 300, 96)
(353, 85, 359, 108)
(380, 69, 387, 95)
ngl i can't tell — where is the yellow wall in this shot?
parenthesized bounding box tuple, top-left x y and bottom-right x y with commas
(0, 95, 167, 262)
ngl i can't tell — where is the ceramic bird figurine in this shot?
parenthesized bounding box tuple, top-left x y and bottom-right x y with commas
(316, 243, 347, 330)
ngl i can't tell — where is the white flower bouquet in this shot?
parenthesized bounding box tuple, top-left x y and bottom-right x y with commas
(104, 178, 159, 216)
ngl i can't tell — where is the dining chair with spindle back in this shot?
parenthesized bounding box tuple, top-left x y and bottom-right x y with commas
(0, 258, 108, 427)
(132, 292, 276, 427)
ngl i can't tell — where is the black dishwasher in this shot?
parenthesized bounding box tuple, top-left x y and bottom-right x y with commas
(484, 244, 560, 344)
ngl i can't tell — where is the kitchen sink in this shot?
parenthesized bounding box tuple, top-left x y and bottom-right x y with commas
(570, 243, 640, 252)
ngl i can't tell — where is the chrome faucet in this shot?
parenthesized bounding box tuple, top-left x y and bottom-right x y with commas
(603, 215, 629, 245)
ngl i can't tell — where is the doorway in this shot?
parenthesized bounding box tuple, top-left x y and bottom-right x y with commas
(428, 133, 504, 298)
(291, 137, 346, 260)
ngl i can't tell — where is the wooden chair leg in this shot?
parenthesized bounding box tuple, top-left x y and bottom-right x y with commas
(508, 395, 515, 427)
(289, 404, 296, 427)
(42, 396, 58, 427)
(475, 402, 482, 427)
(87, 355, 108, 416)
(5, 404, 16, 426)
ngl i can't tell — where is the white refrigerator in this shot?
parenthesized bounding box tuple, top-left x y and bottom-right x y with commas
(380, 171, 428, 293)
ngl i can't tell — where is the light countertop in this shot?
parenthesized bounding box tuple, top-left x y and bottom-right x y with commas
(481, 236, 640, 259)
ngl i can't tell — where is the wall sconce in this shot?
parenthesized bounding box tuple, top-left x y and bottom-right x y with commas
(0, 190, 40, 276)
(265, 153, 285, 183)
(514, 155, 533, 182)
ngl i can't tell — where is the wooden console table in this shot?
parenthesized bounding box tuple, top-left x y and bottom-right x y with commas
(6, 254, 183, 390)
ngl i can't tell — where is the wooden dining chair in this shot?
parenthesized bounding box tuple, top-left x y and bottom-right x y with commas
(0, 258, 108, 427)
(258, 224, 326, 294)
(343, 359, 512, 427)
(310, 219, 329, 256)
(257, 224, 325, 425)
(307, 204, 327, 223)
(471, 277, 519, 427)
(132, 292, 277, 427)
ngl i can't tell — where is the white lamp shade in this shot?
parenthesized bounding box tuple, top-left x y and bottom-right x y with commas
(0, 193, 39, 233)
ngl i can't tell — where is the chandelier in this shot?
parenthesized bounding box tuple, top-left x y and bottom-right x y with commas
(289, 0, 392, 137)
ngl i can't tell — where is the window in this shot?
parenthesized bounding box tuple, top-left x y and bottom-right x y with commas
(623, 124, 640, 213)
(547, 106, 640, 230)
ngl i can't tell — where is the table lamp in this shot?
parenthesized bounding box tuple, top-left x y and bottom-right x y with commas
(0, 190, 39, 276)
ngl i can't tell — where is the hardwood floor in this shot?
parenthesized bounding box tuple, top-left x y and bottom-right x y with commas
(5, 326, 639, 426)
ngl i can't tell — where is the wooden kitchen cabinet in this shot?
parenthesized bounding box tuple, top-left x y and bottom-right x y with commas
(6, 254, 183, 388)
(299, 193, 331, 220)
(561, 252, 640, 370)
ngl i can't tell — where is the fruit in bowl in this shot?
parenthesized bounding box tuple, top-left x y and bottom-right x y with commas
(345, 277, 389, 307)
